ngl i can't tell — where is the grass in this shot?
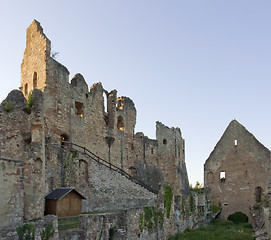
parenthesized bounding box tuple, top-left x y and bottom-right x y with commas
(58, 217, 79, 231)
(169, 219, 255, 240)
(82, 210, 114, 214)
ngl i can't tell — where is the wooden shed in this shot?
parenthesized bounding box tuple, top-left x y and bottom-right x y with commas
(45, 188, 86, 217)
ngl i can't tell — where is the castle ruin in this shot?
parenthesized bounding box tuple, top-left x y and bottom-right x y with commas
(204, 120, 271, 238)
(0, 20, 203, 240)
(3, 19, 270, 240)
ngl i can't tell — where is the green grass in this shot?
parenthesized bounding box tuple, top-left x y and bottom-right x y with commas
(169, 220, 255, 240)
(82, 210, 115, 214)
(58, 217, 79, 231)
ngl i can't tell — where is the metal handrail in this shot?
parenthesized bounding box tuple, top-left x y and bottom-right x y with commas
(0, 157, 23, 165)
(60, 140, 158, 194)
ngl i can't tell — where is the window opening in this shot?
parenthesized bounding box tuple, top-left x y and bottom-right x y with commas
(103, 92, 108, 113)
(151, 148, 154, 154)
(220, 171, 226, 182)
(255, 186, 262, 203)
(75, 101, 84, 117)
(79, 160, 88, 184)
(60, 134, 69, 145)
(25, 83, 28, 96)
(33, 72, 37, 89)
(235, 139, 238, 146)
(163, 139, 167, 145)
(117, 116, 124, 131)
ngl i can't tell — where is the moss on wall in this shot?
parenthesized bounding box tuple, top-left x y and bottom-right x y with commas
(139, 206, 163, 232)
(190, 194, 194, 213)
(164, 183, 173, 218)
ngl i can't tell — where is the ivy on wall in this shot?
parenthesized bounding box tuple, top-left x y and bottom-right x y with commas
(164, 183, 173, 218)
(139, 206, 164, 232)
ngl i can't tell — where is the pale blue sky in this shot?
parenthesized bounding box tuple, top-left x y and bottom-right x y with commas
(0, 1, 270, 185)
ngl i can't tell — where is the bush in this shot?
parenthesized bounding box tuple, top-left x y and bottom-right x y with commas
(41, 224, 54, 240)
(164, 184, 173, 218)
(16, 223, 35, 240)
(3, 100, 12, 112)
(228, 212, 248, 224)
(26, 91, 33, 109)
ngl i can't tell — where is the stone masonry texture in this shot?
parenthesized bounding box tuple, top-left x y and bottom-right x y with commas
(0, 19, 196, 240)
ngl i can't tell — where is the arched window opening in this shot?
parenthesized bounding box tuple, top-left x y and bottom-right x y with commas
(255, 186, 262, 203)
(163, 139, 167, 145)
(60, 134, 69, 145)
(129, 167, 137, 178)
(33, 72, 37, 89)
(117, 116, 124, 131)
(75, 101, 84, 117)
(25, 83, 28, 96)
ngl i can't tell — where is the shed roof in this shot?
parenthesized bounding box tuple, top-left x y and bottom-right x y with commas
(45, 188, 86, 200)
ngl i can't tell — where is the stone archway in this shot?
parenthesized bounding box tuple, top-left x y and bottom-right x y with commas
(227, 211, 249, 224)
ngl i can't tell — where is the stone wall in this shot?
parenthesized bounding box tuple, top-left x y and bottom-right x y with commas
(19, 20, 190, 200)
(0, 215, 58, 240)
(0, 89, 45, 221)
(0, 158, 24, 228)
(204, 120, 271, 223)
(0, 19, 197, 239)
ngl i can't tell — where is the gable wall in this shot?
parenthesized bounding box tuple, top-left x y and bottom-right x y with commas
(204, 120, 270, 222)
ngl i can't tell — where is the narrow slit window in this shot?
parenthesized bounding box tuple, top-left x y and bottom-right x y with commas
(33, 72, 37, 89)
(235, 139, 238, 146)
(25, 83, 28, 96)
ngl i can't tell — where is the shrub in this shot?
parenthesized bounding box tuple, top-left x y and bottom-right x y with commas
(211, 203, 221, 214)
(3, 100, 12, 112)
(41, 224, 54, 240)
(228, 212, 248, 224)
(109, 227, 115, 240)
(190, 194, 194, 212)
(16, 223, 35, 240)
(26, 91, 33, 109)
(164, 183, 173, 218)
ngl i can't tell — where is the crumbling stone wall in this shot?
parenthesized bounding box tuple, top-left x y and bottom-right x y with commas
(19, 20, 189, 198)
(0, 159, 24, 228)
(0, 19, 195, 238)
(0, 89, 45, 221)
(204, 120, 271, 223)
(0, 215, 58, 240)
